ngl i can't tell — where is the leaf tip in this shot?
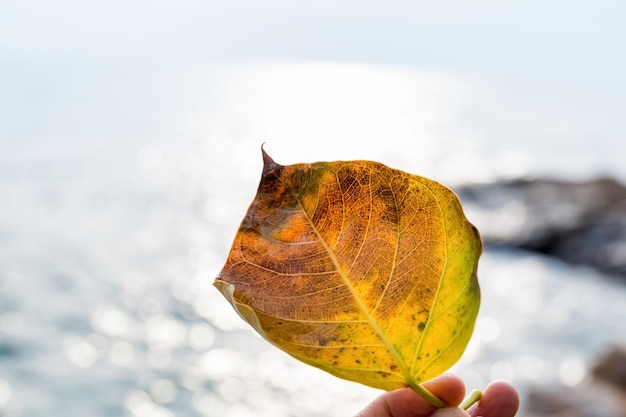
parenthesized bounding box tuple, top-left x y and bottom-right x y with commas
(261, 143, 281, 173)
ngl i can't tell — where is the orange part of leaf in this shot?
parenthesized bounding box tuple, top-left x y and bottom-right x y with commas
(214, 149, 482, 391)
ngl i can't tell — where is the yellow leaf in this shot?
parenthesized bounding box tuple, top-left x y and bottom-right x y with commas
(215, 149, 481, 395)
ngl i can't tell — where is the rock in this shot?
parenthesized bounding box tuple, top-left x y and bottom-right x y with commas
(592, 346, 626, 391)
(456, 177, 626, 278)
(523, 383, 626, 417)
(523, 347, 626, 417)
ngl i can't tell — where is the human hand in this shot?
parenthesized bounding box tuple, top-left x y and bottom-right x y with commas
(354, 374, 519, 417)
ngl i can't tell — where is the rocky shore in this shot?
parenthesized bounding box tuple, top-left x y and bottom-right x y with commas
(457, 177, 626, 416)
(457, 177, 626, 280)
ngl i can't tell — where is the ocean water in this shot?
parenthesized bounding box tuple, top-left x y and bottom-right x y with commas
(1, 60, 626, 417)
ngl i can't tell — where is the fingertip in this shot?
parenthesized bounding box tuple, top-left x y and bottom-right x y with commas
(423, 374, 467, 407)
(357, 388, 433, 417)
(486, 381, 520, 410)
(470, 381, 519, 417)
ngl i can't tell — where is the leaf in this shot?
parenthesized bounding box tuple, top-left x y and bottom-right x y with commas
(214, 148, 481, 394)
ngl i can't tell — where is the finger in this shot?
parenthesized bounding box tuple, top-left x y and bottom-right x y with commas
(422, 374, 467, 408)
(468, 381, 519, 417)
(431, 407, 470, 417)
(355, 374, 466, 417)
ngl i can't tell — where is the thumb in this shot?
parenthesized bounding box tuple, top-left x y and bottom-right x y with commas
(431, 407, 470, 417)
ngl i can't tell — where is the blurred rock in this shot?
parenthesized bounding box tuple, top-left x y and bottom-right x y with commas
(592, 346, 626, 391)
(457, 177, 626, 278)
(524, 383, 626, 417)
(523, 347, 626, 417)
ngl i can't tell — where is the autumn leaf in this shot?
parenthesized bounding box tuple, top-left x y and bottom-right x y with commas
(214, 148, 481, 402)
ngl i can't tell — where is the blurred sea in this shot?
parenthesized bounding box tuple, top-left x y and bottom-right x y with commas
(2, 59, 626, 417)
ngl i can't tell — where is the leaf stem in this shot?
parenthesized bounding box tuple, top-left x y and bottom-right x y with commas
(459, 390, 482, 410)
(408, 382, 446, 408)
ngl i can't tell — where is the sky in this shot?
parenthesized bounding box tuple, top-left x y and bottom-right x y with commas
(2, 0, 625, 94)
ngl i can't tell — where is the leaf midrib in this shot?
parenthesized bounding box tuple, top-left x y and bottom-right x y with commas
(281, 169, 411, 382)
